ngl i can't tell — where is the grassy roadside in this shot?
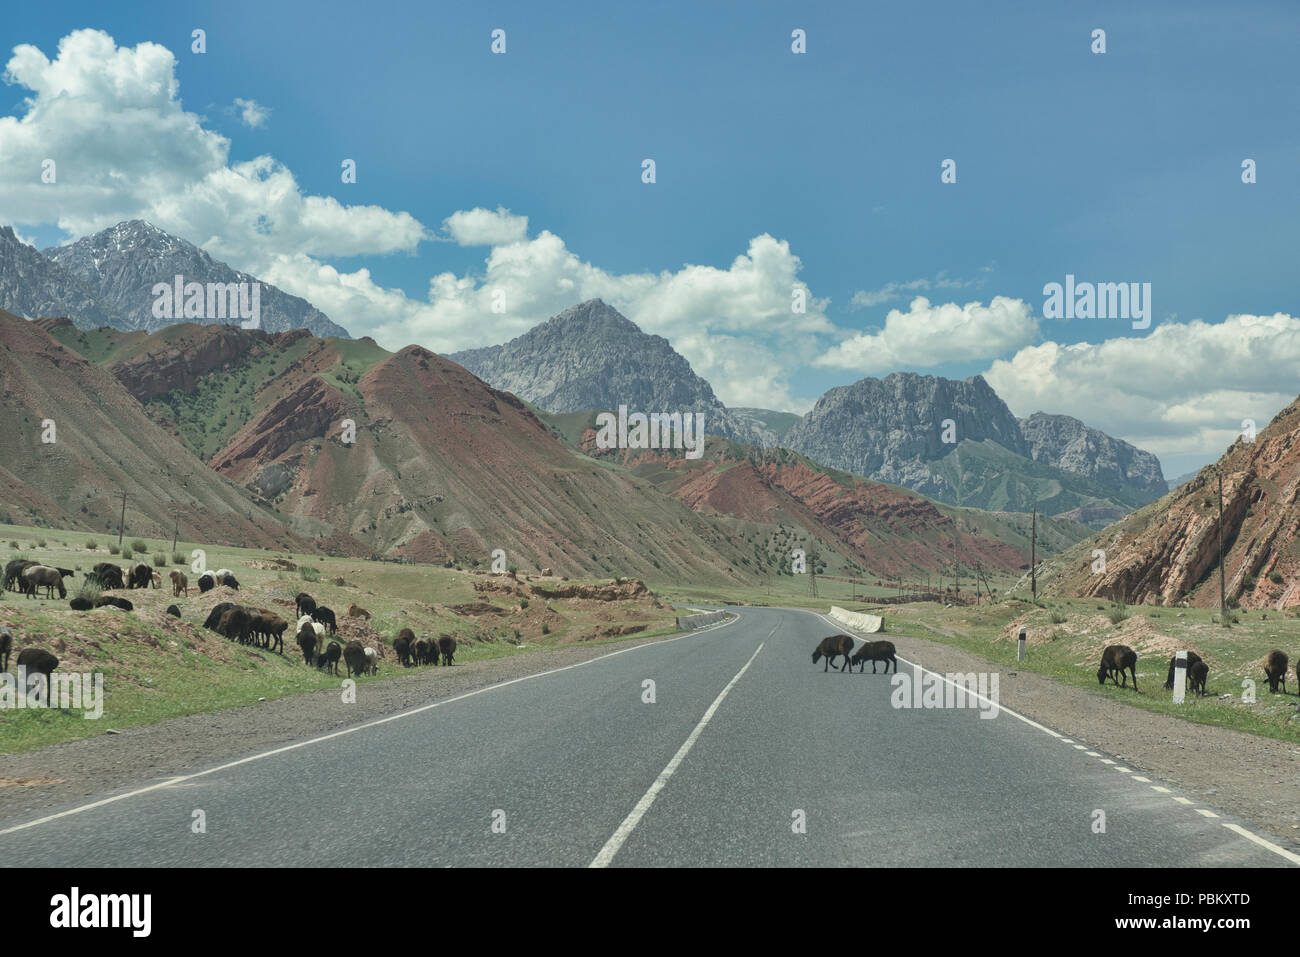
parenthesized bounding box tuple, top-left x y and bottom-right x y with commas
(817, 596, 1300, 745)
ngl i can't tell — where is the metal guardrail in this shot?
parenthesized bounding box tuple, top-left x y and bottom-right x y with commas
(674, 611, 731, 630)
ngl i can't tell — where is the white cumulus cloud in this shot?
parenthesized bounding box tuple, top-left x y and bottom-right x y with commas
(442, 206, 528, 246)
(232, 97, 270, 129)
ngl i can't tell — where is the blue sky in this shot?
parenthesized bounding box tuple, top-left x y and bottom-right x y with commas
(2, 0, 1298, 478)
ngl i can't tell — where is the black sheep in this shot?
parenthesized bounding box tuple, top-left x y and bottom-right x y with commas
(343, 640, 367, 678)
(203, 602, 237, 632)
(394, 628, 414, 667)
(812, 634, 855, 672)
(16, 648, 58, 703)
(295, 593, 317, 619)
(69, 597, 93, 611)
(438, 634, 457, 666)
(197, 572, 216, 593)
(89, 563, 125, 590)
(1097, 644, 1138, 690)
(218, 572, 240, 590)
(311, 606, 337, 635)
(94, 595, 134, 612)
(1188, 660, 1209, 697)
(297, 625, 317, 665)
(1264, 650, 1289, 694)
(1163, 651, 1204, 691)
(0, 628, 11, 671)
(127, 562, 154, 589)
(322, 641, 342, 675)
(850, 639, 898, 674)
(219, 608, 253, 644)
(3, 559, 36, 592)
(166, 604, 181, 618)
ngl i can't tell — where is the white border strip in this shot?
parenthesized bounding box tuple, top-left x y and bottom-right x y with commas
(0, 611, 742, 839)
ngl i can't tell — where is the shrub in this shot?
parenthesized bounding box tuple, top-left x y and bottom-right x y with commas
(85, 540, 98, 550)
(35, 538, 47, 548)
(1108, 607, 1129, 625)
(8, 541, 17, 550)
(172, 552, 185, 566)
(121, 548, 133, 561)
(1270, 571, 1284, 584)
(300, 565, 321, 582)
(1048, 610, 1066, 624)
(152, 552, 168, 566)
(109, 544, 120, 555)
(520, 598, 529, 609)
(541, 623, 550, 635)
(131, 539, 148, 553)
(76, 580, 103, 604)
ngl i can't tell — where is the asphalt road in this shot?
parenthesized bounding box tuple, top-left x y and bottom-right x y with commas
(0, 606, 1291, 866)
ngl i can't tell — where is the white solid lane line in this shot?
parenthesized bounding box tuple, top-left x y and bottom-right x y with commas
(590, 639, 767, 868)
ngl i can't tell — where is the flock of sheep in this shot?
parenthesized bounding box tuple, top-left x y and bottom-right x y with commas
(811, 633, 898, 673)
(1097, 643, 1297, 699)
(1, 557, 460, 695)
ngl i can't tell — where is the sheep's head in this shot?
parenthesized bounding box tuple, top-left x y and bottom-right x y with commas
(811, 650, 821, 663)
(1096, 666, 1108, 684)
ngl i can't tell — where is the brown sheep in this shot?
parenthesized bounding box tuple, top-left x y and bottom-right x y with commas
(346, 602, 371, 620)
(343, 640, 367, 678)
(812, 634, 855, 672)
(850, 639, 897, 674)
(296, 624, 317, 665)
(1264, 650, 1289, 694)
(151, 571, 163, 588)
(22, 565, 66, 600)
(394, 628, 415, 667)
(169, 570, 189, 597)
(218, 607, 253, 645)
(438, 634, 457, 667)
(1097, 644, 1138, 690)
(251, 613, 288, 654)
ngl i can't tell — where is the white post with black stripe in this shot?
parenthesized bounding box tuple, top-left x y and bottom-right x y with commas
(1017, 626, 1027, 661)
(1172, 649, 1187, 704)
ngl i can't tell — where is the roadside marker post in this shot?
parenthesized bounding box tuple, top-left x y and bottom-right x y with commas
(1017, 626, 1026, 661)
(1172, 649, 1187, 704)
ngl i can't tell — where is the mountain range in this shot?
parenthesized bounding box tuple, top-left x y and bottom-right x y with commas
(0, 221, 348, 338)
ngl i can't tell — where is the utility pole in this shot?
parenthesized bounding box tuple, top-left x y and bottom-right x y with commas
(1218, 470, 1227, 627)
(1031, 505, 1037, 602)
(953, 530, 959, 601)
(809, 545, 818, 598)
(172, 516, 179, 555)
(117, 491, 127, 548)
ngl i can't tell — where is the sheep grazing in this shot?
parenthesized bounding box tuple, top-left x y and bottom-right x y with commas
(127, 562, 154, 590)
(169, 570, 189, 597)
(438, 634, 456, 667)
(166, 604, 181, 618)
(297, 625, 317, 665)
(219, 607, 253, 645)
(0, 628, 11, 671)
(16, 648, 58, 702)
(89, 562, 125, 590)
(1264, 650, 1289, 694)
(1163, 651, 1204, 691)
(3, 559, 36, 592)
(197, 572, 216, 593)
(218, 572, 240, 590)
(295, 593, 317, 618)
(812, 634, 856, 672)
(1188, 660, 1209, 697)
(394, 628, 414, 667)
(410, 637, 428, 666)
(343, 640, 367, 678)
(251, 613, 288, 654)
(346, 602, 371, 620)
(214, 568, 234, 580)
(69, 597, 93, 611)
(95, 595, 134, 612)
(204, 602, 238, 632)
(311, 606, 337, 635)
(1097, 644, 1139, 690)
(318, 641, 342, 675)
(22, 565, 66, 600)
(363, 646, 379, 675)
(55, 567, 76, 580)
(851, 639, 898, 674)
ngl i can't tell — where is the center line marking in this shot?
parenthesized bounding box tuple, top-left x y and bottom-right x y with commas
(590, 641, 765, 868)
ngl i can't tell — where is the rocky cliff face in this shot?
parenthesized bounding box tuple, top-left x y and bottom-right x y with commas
(1019, 411, 1165, 497)
(1038, 396, 1300, 608)
(0, 226, 122, 329)
(44, 221, 349, 338)
(448, 299, 775, 446)
(783, 372, 1027, 492)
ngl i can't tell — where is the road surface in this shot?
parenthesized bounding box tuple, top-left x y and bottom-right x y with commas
(0, 606, 1292, 867)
